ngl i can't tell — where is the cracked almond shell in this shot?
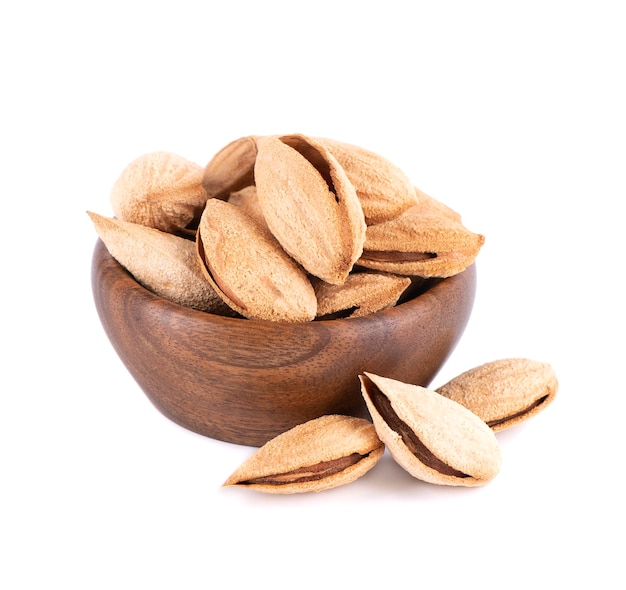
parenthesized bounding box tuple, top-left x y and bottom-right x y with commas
(254, 134, 366, 285)
(196, 198, 317, 322)
(315, 137, 418, 224)
(360, 372, 501, 487)
(314, 271, 411, 319)
(223, 415, 385, 494)
(110, 151, 207, 234)
(436, 358, 558, 431)
(202, 136, 257, 200)
(357, 206, 485, 278)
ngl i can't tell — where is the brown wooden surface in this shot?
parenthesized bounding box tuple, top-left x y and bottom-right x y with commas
(91, 239, 477, 446)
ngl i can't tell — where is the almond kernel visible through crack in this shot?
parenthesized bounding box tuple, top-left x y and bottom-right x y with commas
(436, 358, 558, 431)
(360, 372, 502, 487)
(223, 415, 384, 494)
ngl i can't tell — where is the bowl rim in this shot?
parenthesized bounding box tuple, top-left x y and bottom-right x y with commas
(91, 238, 475, 330)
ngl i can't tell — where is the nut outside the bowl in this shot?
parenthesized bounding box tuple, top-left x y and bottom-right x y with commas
(91, 239, 477, 447)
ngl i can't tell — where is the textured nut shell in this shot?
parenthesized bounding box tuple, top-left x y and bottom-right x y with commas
(223, 415, 384, 494)
(414, 187, 463, 223)
(315, 272, 411, 319)
(227, 185, 267, 227)
(436, 358, 558, 431)
(360, 373, 501, 486)
(315, 137, 418, 224)
(202, 136, 257, 200)
(254, 134, 366, 285)
(196, 199, 317, 322)
(87, 212, 231, 314)
(110, 151, 207, 233)
(358, 207, 485, 277)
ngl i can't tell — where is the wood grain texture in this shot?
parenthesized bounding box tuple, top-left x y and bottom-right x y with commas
(91, 239, 476, 446)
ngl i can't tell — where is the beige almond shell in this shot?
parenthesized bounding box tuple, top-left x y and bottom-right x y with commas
(223, 414, 385, 494)
(436, 358, 558, 432)
(357, 207, 485, 278)
(87, 212, 232, 314)
(202, 135, 258, 200)
(196, 198, 317, 322)
(254, 134, 366, 285)
(315, 137, 418, 225)
(227, 185, 267, 227)
(110, 151, 207, 234)
(314, 272, 411, 319)
(360, 373, 501, 487)
(414, 187, 463, 224)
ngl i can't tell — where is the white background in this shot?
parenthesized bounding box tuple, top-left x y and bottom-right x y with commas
(2, 1, 624, 588)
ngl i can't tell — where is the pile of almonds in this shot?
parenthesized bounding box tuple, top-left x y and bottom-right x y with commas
(88, 134, 485, 321)
(224, 359, 558, 494)
(88, 134, 557, 494)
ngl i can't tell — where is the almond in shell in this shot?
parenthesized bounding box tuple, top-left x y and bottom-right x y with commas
(87, 211, 232, 314)
(254, 134, 366, 285)
(110, 151, 207, 234)
(196, 198, 317, 322)
(202, 135, 258, 201)
(314, 272, 411, 319)
(358, 206, 485, 278)
(315, 137, 418, 225)
(360, 372, 501, 487)
(223, 414, 384, 494)
(436, 358, 558, 431)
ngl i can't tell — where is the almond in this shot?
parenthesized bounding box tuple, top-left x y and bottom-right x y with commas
(223, 415, 384, 494)
(254, 134, 366, 285)
(436, 358, 558, 431)
(196, 198, 317, 322)
(110, 151, 207, 233)
(87, 211, 232, 314)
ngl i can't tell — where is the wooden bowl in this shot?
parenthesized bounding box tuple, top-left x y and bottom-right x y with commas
(91, 239, 477, 446)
